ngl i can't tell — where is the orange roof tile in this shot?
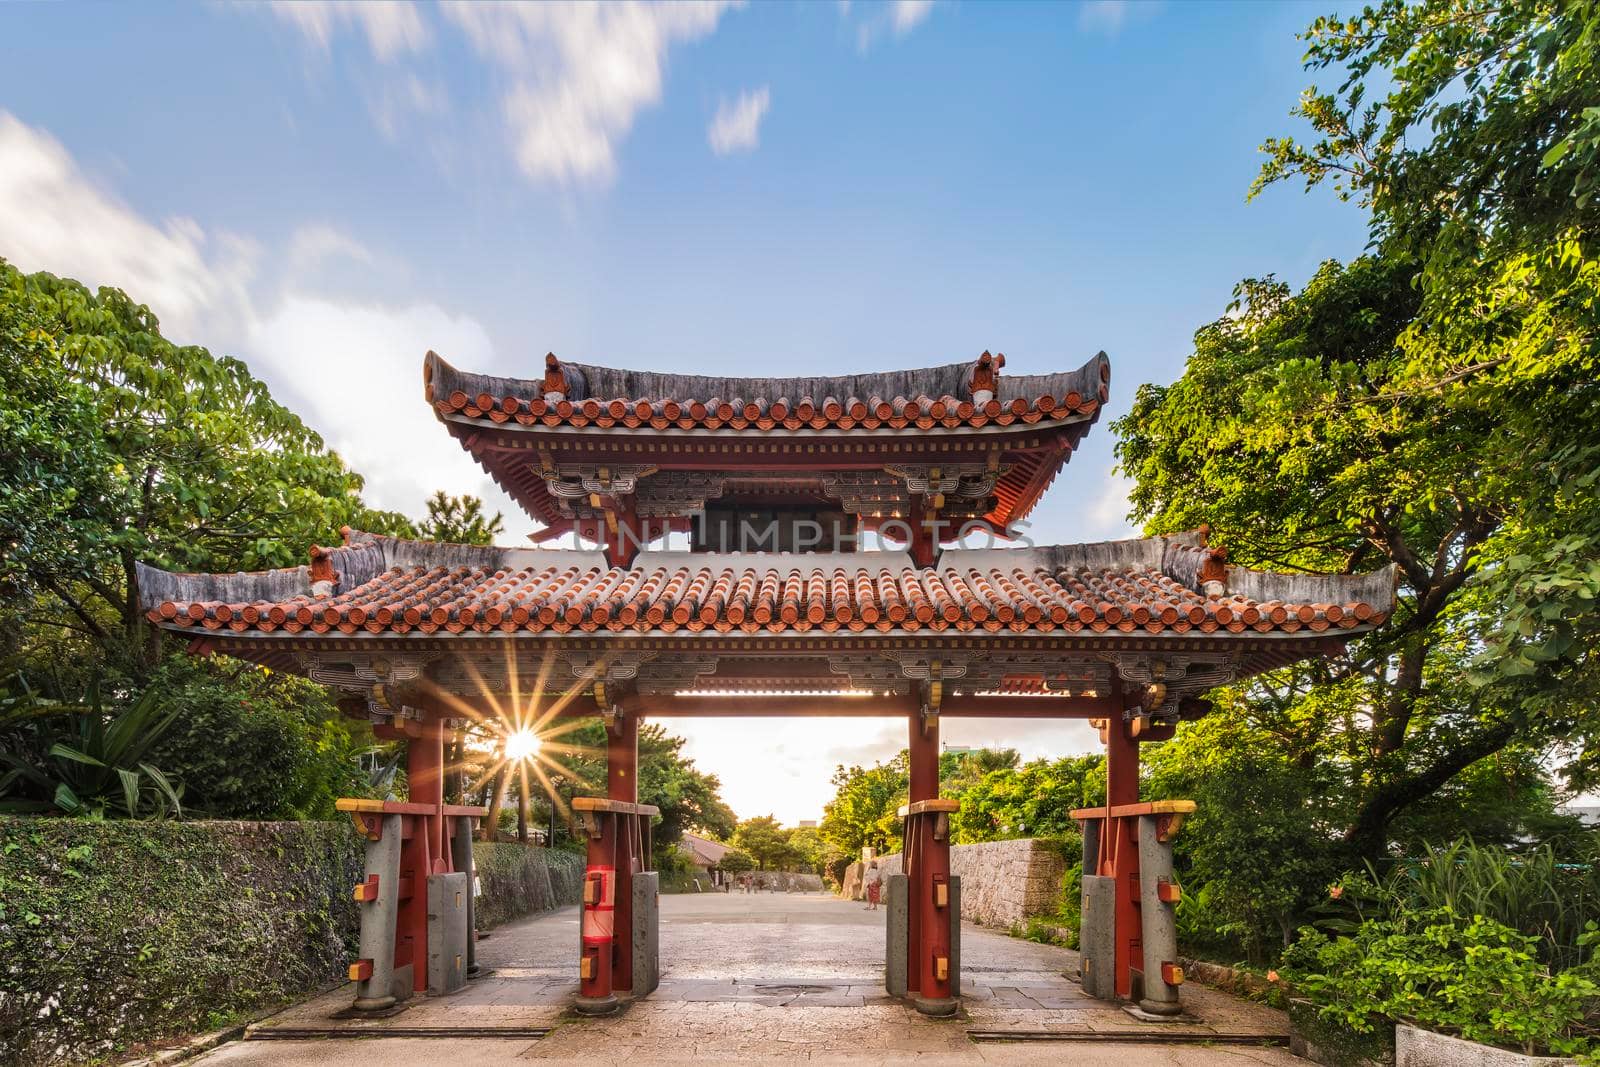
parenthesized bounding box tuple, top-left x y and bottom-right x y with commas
(139, 531, 1392, 641)
(423, 350, 1110, 435)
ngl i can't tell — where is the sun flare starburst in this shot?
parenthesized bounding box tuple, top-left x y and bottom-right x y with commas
(504, 727, 542, 762)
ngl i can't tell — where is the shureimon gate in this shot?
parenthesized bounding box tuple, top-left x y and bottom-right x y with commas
(140, 347, 1393, 1018)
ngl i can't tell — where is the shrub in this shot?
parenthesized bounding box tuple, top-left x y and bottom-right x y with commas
(1283, 908, 1600, 1057)
(145, 658, 378, 819)
(1326, 838, 1600, 972)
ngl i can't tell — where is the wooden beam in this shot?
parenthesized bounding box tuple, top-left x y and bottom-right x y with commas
(571, 797, 661, 817)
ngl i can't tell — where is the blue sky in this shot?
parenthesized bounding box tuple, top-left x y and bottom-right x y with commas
(0, 0, 1368, 823)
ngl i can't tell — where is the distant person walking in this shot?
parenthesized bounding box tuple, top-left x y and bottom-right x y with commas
(865, 862, 882, 910)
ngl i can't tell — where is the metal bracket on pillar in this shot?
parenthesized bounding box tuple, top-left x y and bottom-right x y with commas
(601, 701, 621, 736)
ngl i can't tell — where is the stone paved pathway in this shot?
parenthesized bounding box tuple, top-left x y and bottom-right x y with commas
(192, 892, 1298, 1065)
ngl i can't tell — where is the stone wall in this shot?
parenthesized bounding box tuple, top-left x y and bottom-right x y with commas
(729, 871, 824, 893)
(473, 841, 585, 928)
(0, 817, 582, 1067)
(841, 838, 1067, 928)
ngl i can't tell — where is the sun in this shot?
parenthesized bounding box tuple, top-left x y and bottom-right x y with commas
(504, 728, 542, 762)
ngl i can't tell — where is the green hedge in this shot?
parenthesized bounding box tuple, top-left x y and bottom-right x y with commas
(0, 817, 582, 1066)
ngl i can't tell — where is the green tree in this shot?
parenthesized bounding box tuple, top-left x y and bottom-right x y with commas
(940, 747, 1019, 793)
(0, 289, 121, 657)
(0, 261, 425, 821)
(1117, 0, 1599, 900)
(716, 848, 756, 875)
(0, 260, 412, 678)
(415, 491, 505, 546)
(786, 825, 832, 876)
(1144, 708, 1348, 956)
(731, 815, 797, 870)
(143, 657, 378, 819)
(949, 754, 1103, 845)
(820, 754, 907, 867)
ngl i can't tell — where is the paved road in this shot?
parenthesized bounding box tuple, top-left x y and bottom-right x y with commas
(190, 892, 1299, 1065)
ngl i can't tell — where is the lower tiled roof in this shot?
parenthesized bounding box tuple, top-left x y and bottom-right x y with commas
(141, 532, 1392, 640)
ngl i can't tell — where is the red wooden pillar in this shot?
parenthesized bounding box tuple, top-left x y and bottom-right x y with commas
(1102, 706, 1142, 1000)
(578, 816, 618, 1011)
(905, 711, 955, 1014)
(401, 715, 446, 993)
(608, 710, 639, 992)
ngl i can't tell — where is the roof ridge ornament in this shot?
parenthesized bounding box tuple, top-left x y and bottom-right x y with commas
(1191, 524, 1229, 596)
(309, 545, 338, 598)
(968, 351, 1005, 407)
(542, 352, 567, 403)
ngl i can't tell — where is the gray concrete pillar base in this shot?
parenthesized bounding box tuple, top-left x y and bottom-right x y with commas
(574, 994, 620, 1016)
(1137, 998, 1184, 1018)
(349, 994, 397, 1013)
(912, 996, 959, 1017)
(1123, 1003, 1197, 1024)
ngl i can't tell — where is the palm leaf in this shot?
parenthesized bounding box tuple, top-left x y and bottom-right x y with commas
(84, 678, 106, 755)
(116, 767, 142, 817)
(47, 743, 107, 768)
(53, 781, 82, 814)
(0, 753, 54, 790)
(140, 762, 183, 818)
(102, 687, 159, 764)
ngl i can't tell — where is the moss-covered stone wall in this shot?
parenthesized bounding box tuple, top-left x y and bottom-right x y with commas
(0, 817, 582, 1066)
(473, 840, 585, 929)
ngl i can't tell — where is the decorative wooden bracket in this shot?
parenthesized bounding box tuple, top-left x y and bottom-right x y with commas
(1142, 661, 1168, 714)
(920, 659, 943, 737)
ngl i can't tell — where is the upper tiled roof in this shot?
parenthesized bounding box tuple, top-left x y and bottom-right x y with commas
(140, 530, 1393, 640)
(424, 350, 1110, 434)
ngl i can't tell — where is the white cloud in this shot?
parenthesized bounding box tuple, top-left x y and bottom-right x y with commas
(853, 0, 935, 52)
(707, 86, 770, 156)
(287, 224, 376, 275)
(1078, 1, 1158, 36)
(247, 296, 509, 522)
(268, 0, 431, 60)
(0, 112, 257, 345)
(1085, 470, 1139, 542)
(0, 109, 519, 532)
(890, 0, 934, 33)
(369, 74, 450, 141)
(262, 1, 737, 186)
(441, 1, 734, 184)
